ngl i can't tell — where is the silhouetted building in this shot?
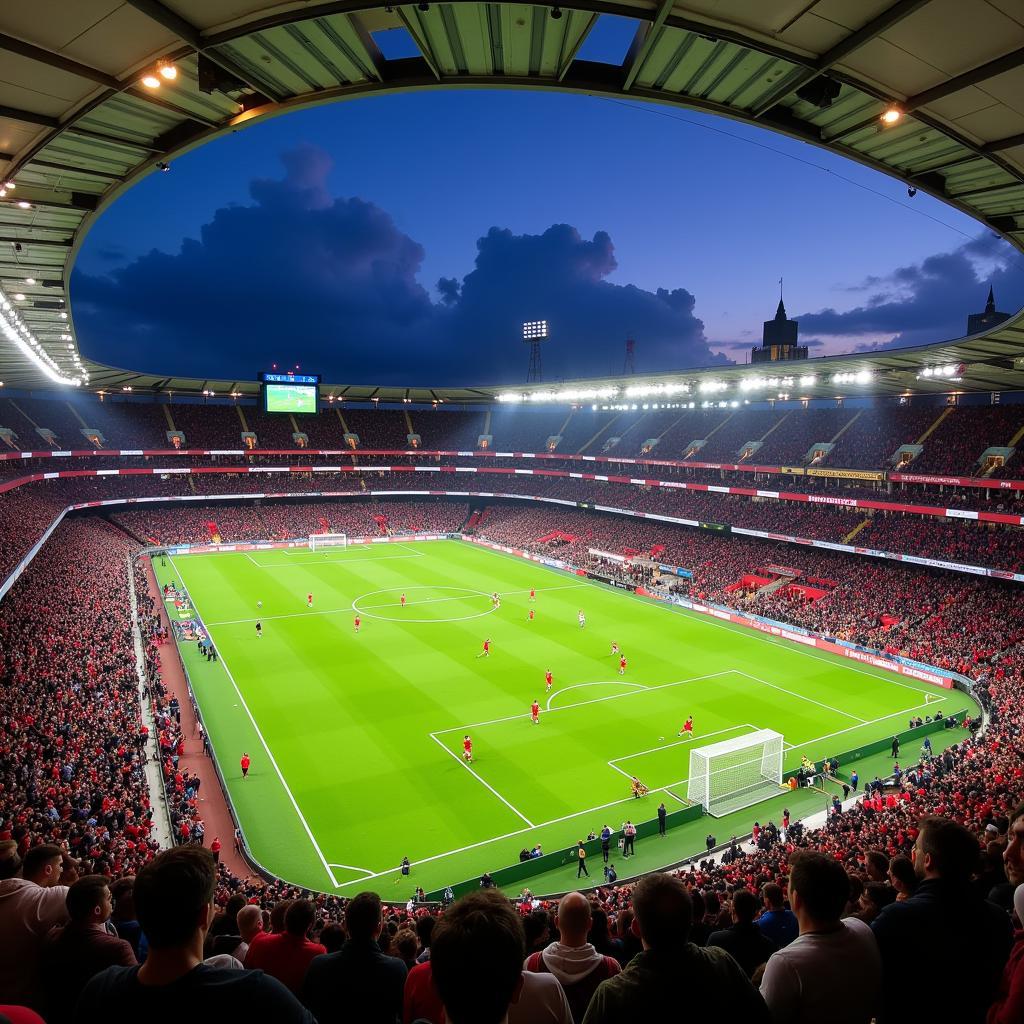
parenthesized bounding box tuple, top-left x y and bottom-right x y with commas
(751, 294, 808, 364)
(967, 286, 1011, 335)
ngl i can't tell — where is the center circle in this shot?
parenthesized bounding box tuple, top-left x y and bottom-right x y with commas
(351, 586, 499, 624)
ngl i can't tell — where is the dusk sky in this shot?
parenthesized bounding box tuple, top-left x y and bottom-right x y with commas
(71, 17, 1024, 385)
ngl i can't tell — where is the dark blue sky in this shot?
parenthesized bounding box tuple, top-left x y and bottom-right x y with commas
(71, 16, 1024, 384)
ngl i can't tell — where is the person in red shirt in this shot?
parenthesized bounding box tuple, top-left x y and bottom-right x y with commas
(244, 899, 325, 996)
(477, 638, 491, 658)
(678, 715, 694, 736)
(528, 608, 535, 622)
(618, 654, 627, 676)
(531, 700, 540, 725)
(462, 736, 473, 763)
(353, 615, 361, 633)
(545, 669, 553, 692)
(529, 588, 536, 601)
(240, 753, 250, 779)
(210, 837, 221, 863)
(307, 593, 313, 608)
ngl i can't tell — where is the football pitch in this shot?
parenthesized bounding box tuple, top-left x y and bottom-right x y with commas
(154, 538, 975, 895)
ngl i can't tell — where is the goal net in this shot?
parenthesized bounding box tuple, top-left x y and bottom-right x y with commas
(308, 532, 348, 551)
(687, 729, 784, 817)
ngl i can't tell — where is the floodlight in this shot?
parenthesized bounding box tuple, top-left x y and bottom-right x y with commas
(880, 106, 902, 125)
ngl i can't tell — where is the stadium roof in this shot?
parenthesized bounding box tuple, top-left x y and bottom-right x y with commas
(1, 0, 1024, 401)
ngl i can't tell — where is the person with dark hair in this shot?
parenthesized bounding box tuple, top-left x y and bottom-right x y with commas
(864, 850, 889, 882)
(706, 889, 777, 977)
(989, 802, 1024, 1024)
(41, 875, 137, 1022)
(582, 874, 769, 1023)
(74, 847, 312, 1023)
(886, 855, 917, 902)
(0, 843, 70, 1008)
(243, 899, 325, 995)
(760, 851, 880, 1024)
(756, 882, 797, 948)
(871, 816, 1013, 1024)
(429, 889, 570, 1024)
(108, 877, 144, 959)
(302, 891, 406, 1024)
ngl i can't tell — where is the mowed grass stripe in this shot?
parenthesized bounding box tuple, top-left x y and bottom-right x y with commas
(155, 540, 975, 894)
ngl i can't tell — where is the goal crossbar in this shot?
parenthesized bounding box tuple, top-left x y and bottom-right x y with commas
(309, 532, 348, 551)
(688, 728, 784, 817)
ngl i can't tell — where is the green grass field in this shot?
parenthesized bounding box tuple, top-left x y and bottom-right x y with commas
(154, 539, 975, 896)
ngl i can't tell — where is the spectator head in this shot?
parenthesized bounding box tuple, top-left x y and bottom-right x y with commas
(319, 922, 345, 953)
(0, 840, 22, 880)
(913, 816, 980, 883)
(344, 892, 383, 943)
(730, 889, 759, 925)
(887, 855, 917, 896)
(23, 844, 64, 887)
(284, 899, 316, 939)
(269, 899, 293, 934)
(859, 882, 896, 919)
(236, 904, 263, 942)
(788, 851, 850, 928)
(632, 874, 692, 950)
(430, 890, 526, 1024)
(761, 882, 785, 910)
(1003, 801, 1024, 887)
(66, 874, 113, 925)
(555, 892, 592, 947)
(865, 850, 890, 881)
(108, 876, 136, 920)
(415, 914, 435, 949)
(134, 846, 217, 951)
(395, 929, 418, 963)
(523, 908, 550, 950)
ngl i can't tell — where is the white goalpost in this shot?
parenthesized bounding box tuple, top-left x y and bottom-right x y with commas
(687, 729, 784, 817)
(308, 532, 348, 551)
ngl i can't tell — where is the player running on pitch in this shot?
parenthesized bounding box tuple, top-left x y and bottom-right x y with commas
(462, 735, 473, 763)
(578, 609, 586, 629)
(545, 669, 553, 692)
(529, 588, 536, 602)
(353, 614, 361, 633)
(477, 638, 491, 658)
(255, 620, 262, 639)
(307, 592, 313, 608)
(678, 715, 694, 737)
(618, 654, 627, 676)
(531, 700, 540, 725)
(491, 592, 501, 608)
(610, 641, 620, 657)
(527, 608, 535, 622)
(401, 593, 407, 608)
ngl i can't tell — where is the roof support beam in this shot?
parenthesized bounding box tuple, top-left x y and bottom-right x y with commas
(752, 0, 931, 117)
(123, 0, 286, 102)
(983, 131, 1024, 154)
(0, 32, 121, 89)
(0, 105, 58, 128)
(905, 46, 1024, 110)
(0, 237, 72, 248)
(622, 0, 675, 91)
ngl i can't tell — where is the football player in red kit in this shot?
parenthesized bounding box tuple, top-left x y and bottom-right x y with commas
(307, 592, 313, 608)
(529, 588, 536, 601)
(463, 735, 473, 762)
(477, 638, 491, 657)
(531, 700, 540, 725)
(400, 593, 406, 608)
(353, 615, 361, 633)
(678, 715, 694, 737)
(618, 654, 627, 675)
(545, 669, 553, 692)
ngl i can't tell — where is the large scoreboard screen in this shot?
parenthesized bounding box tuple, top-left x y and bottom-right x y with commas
(259, 372, 320, 415)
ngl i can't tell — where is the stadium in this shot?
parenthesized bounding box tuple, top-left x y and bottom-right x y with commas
(0, 2, 1023, 1022)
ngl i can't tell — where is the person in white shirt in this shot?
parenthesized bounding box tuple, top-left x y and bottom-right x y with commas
(0, 843, 71, 1008)
(759, 850, 881, 1024)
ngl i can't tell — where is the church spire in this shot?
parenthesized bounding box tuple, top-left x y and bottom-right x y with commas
(776, 277, 786, 320)
(985, 285, 995, 314)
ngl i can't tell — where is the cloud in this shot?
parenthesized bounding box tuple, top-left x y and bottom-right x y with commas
(72, 147, 726, 383)
(797, 236, 1024, 354)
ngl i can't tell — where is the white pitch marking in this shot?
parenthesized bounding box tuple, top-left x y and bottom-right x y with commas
(781, 696, 949, 752)
(736, 670, 868, 723)
(609, 724, 755, 765)
(433, 671, 735, 735)
(546, 680, 646, 711)
(429, 733, 534, 827)
(168, 555, 339, 889)
(327, 863, 377, 878)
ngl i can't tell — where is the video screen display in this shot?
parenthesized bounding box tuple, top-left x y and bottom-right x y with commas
(263, 383, 318, 415)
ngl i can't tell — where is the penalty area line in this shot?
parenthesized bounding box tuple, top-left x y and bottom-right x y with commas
(429, 733, 534, 828)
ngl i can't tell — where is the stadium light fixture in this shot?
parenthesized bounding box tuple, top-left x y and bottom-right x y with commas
(880, 106, 902, 125)
(158, 61, 177, 81)
(523, 320, 549, 340)
(16, 201, 31, 209)
(3, 181, 13, 189)
(141, 74, 161, 89)
(13, 293, 25, 301)
(24, 278, 35, 285)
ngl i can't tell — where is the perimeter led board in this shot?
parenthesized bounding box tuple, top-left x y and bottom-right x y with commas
(259, 372, 320, 415)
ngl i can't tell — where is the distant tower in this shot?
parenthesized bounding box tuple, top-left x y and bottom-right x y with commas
(967, 285, 1010, 334)
(751, 280, 808, 364)
(623, 338, 636, 374)
(523, 320, 549, 383)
